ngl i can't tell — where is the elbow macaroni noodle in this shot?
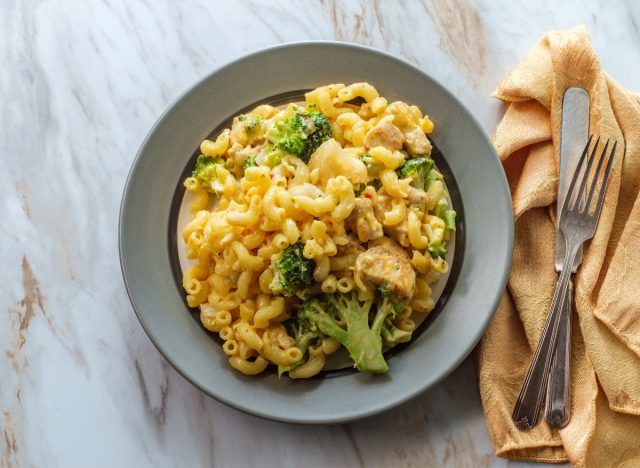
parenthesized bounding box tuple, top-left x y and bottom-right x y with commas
(181, 83, 455, 378)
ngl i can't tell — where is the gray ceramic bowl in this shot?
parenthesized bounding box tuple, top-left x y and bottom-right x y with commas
(119, 42, 513, 423)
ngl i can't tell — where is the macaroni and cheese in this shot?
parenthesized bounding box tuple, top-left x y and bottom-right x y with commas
(181, 83, 456, 378)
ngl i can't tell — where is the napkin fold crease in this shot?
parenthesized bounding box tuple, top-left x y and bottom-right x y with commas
(477, 26, 640, 466)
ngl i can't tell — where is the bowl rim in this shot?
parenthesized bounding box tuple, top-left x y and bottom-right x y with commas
(119, 40, 514, 423)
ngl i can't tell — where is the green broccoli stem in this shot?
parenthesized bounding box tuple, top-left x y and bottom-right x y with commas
(371, 299, 393, 336)
(277, 330, 317, 376)
(433, 198, 448, 219)
(381, 324, 413, 347)
(326, 296, 388, 373)
(299, 330, 317, 349)
(425, 169, 439, 189)
(312, 312, 350, 347)
(443, 210, 456, 231)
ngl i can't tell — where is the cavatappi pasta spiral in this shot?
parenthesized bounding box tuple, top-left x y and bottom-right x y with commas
(181, 83, 456, 378)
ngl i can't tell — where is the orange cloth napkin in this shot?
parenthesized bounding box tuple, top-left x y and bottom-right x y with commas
(477, 26, 640, 466)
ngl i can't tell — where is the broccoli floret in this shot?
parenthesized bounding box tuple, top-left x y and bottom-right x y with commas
(427, 242, 447, 258)
(375, 286, 412, 347)
(360, 153, 382, 180)
(269, 241, 316, 297)
(425, 168, 442, 190)
(368, 179, 382, 191)
(291, 287, 414, 372)
(354, 183, 367, 196)
(381, 323, 413, 347)
(431, 198, 456, 231)
(442, 210, 456, 231)
(297, 292, 389, 373)
(193, 154, 224, 179)
(374, 284, 404, 327)
(277, 134, 305, 155)
(278, 317, 323, 376)
(243, 115, 262, 133)
(359, 154, 385, 191)
(192, 154, 225, 193)
(260, 145, 287, 167)
(395, 157, 435, 190)
(301, 111, 332, 161)
(378, 283, 394, 298)
(241, 156, 257, 176)
(266, 108, 332, 165)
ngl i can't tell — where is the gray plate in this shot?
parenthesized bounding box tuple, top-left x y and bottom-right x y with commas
(119, 42, 513, 424)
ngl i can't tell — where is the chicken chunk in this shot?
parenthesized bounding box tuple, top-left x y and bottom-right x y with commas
(403, 125, 432, 156)
(405, 186, 428, 217)
(406, 186, 428, 205)
(336, 235, 366, 258)
(364, 121, 405, 151)
(347, 197, 384, 242)
(355, 242, 416, 300)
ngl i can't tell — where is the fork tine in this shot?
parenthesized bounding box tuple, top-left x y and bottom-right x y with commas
(592, 140, 617, 218)
(584, 139, 610, 213)
(562, 134, 593, 214)
(574, 136, 600, 211)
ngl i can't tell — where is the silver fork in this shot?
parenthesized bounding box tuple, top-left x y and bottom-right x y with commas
(512, 135, 617, 429)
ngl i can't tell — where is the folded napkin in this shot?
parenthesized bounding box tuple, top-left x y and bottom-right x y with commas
(477, 26, 640, 466)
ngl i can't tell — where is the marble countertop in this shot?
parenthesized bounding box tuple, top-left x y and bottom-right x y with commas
(3, 1, 639, 466)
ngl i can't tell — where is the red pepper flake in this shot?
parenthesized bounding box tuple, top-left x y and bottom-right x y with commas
(364, 192, 373, 199)
(364, 145, 370, 151)
(269, 173, 275, 180)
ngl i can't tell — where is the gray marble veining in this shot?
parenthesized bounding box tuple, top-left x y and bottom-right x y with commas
(2, 1, 640, 467)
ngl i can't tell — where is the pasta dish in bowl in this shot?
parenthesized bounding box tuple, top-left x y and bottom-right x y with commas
(120, 41, 512, 423)
(178, 83, 457, 378)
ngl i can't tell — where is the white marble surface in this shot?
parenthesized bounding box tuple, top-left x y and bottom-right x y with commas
(3, 1, 640, 467)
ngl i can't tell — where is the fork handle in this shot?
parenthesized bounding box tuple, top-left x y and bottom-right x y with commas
(512, 244, 579, 429)
(545, 279, 572, 428)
